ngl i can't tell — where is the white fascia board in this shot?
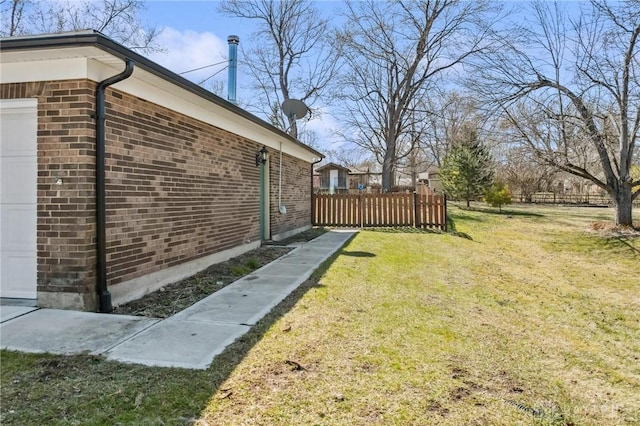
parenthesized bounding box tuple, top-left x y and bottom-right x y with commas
(1, 57, 88, 83)
(88, 60, 318, 162)
(0, 52, 318, 163)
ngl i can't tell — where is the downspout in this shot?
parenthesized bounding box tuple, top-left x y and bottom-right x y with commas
(311, 158, 323, 226)
(95, 59, 134, 313)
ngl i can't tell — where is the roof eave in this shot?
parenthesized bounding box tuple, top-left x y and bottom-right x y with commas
(0, 30, 324, 160)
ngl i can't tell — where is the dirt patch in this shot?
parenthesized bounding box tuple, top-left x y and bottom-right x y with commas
(113, 228, 327, 318)
(589, 222, 640, 237)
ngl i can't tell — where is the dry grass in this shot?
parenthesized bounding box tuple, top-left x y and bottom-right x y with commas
(1, 206, 638, 425)
(198, 204, 639, 425)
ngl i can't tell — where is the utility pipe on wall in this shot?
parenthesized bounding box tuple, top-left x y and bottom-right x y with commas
(95, 59, 134, 313)
(311, 157, 323, 225)
(278, 141, 286, 213)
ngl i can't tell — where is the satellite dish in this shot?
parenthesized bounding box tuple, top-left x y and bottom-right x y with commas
(282, 99, 309, 120)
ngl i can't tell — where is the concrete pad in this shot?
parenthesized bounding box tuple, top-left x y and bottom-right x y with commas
(304, 239, 351, 248)
(228, 276, 299, 294)
(0, 306, 38, 323)
(291, 245, 341, 257)
(252, 262, 309, 277)
(106, 319, 249, 369)
(0, 309, 158, 355)
(276, 252, 330, 266)
(171, 289, 286, 326)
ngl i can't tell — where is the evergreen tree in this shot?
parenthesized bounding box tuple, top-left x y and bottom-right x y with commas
(440, 130, 494, 207)
(484, 180, 512, 212)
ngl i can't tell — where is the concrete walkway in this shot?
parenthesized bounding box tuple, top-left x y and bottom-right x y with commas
(0, 230, 356, 369)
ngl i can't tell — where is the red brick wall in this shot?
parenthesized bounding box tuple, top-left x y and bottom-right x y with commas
(268, 152, 312, 239)
(103, 89, 263, 286)
(1, 80, 97, 308)
(2, 79, 313, 309)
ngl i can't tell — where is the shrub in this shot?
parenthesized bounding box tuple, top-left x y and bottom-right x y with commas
(484, 181, 512, 212)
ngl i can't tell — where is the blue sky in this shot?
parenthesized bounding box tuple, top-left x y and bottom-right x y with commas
(140, 1, 345, 149)
(139, 1, 585, 154)
(141, 1, 341, 86)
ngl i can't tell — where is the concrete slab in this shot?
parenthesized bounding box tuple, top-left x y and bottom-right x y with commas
(227, 276, 299, 294)
(0, 309, 158, 355)
(276, 252, 330, 266)
(252, 262, 309, 277)
(0, 306, 38, 323)
(304, 238, 351, 248)
(106, 319, 250, 369)
(172, 286, 287, 325)
(292, 245, 336, 257)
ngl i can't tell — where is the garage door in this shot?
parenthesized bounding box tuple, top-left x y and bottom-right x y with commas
(0, 98, 37, 300)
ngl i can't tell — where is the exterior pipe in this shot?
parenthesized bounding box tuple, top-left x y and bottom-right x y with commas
(227, 35, 239, 104)
(311, 158, 323, 226)
(95, 59, 134, 313)
(259, 155, 268, 241)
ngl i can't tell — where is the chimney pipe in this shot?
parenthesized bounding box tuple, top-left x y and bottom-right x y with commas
(227, 35, 239, 104)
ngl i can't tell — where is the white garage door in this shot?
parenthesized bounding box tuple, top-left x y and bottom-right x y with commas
(0, 98, 37, 300)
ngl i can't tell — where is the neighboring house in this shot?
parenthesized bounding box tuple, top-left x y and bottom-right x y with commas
(315, 163, 384, 193)
(418, 166, 443, 192)
(0, 31, 322, 312)
(348, 168, 381, 191)
(315, 163, 350, 193)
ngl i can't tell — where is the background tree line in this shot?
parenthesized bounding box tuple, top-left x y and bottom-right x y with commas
(2, 0, 638, 226)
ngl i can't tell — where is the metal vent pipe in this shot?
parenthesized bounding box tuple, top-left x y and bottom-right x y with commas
(227, 35, 239, 103)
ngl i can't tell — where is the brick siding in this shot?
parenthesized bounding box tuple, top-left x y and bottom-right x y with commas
(268, 152, 312, 238)
(1, 80, 97, 307)
(2, 79, 312, 310)
(103, 89, 263, 286)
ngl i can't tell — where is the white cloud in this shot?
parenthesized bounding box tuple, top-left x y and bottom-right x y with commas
(148, 27, 228, 84)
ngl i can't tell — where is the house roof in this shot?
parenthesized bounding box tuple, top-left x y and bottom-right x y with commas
(0, 30, 323, 161)
(315, 162, 351, 172)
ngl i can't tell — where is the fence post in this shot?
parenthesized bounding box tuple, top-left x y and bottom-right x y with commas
(359, 193, 364, 228)
(413, 192, 418, 228)
(443, 193, 448, 232)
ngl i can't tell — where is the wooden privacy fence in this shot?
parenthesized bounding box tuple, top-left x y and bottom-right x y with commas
(313, 192, 447, 230)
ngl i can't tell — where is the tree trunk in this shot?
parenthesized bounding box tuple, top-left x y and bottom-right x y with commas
(614, 185, 633, 226)
(382, 137, 396, 192)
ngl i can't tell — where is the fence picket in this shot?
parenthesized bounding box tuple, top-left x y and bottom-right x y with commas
(313, 192, 446, 230)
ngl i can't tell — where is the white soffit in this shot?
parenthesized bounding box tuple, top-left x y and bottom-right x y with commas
(0, 46, 318, 162)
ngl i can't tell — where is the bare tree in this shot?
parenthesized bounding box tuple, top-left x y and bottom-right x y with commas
(219, 0, 339, 139)
(0, 0, 162, 53)
(497, 146, 558, 202)
(0, 0, 29, 36)
(334, 0, 494, 192)
(475, 0, 640, 226)
(417, 89, 490, 168)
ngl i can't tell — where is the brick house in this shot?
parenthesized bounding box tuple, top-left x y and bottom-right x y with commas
(0, 31, 322, 312)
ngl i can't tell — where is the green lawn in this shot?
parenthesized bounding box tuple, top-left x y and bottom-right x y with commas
(2, 204, 639, 425)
